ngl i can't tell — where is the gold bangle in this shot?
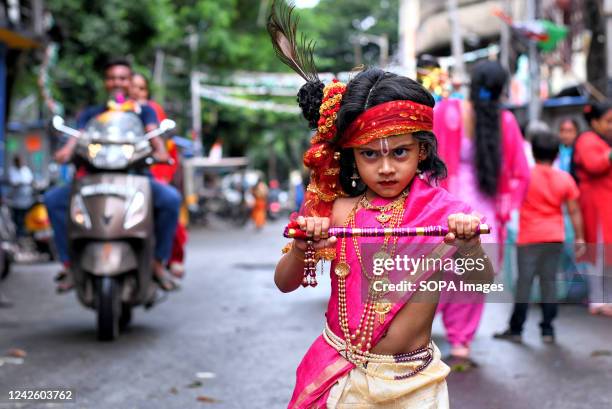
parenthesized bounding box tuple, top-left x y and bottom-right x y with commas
(281, 242, 293, 254)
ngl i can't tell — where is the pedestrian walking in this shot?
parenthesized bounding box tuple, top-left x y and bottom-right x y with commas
(494, 130, 584, 343)
(554, 118, 583, 301)
(251, 179, 268, 231)
(573, 101, 612, 316)
(434, 61, 530, 362)
(8, 156, 34, 238)
(556, 118, 580, 173)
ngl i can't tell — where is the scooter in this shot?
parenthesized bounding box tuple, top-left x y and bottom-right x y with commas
(23, 183, 56, 260)
(52, 112, 175, 341)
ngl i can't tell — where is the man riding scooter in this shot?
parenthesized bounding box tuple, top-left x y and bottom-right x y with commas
(45, 58, 181, 292)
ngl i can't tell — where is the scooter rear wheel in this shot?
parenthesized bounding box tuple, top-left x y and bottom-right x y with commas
(96, 277, 120, 341)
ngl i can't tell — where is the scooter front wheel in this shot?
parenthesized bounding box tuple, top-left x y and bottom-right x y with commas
(96, 277, 121, 341)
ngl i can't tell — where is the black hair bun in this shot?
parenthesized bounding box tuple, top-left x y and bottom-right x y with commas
(583, 101, 612, 123)
(297, 80, 324, 129)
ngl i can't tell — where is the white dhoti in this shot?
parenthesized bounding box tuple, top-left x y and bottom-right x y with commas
(326, 343, 450, 409)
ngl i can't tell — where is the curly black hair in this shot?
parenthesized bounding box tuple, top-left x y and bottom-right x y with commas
(469, 60, 508, 197)
(297, 80, 324, 129)
(583, 100, 612, 124)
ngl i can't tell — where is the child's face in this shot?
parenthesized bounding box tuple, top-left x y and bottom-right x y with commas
(353, 133, 422, 198)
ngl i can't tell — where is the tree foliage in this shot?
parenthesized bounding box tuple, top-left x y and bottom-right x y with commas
(41, 0, 401, 176)
(300, 0, 399, 72)
(47, 0, 173, 110)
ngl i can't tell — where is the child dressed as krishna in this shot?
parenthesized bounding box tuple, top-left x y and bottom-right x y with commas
(269, 3, 495, 408)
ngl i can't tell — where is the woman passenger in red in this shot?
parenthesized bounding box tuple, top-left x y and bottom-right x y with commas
(131, 72, 188, 278)
(573, 101, 612, 316)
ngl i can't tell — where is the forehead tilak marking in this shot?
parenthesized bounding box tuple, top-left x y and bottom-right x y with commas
(380, 138, 390, 156)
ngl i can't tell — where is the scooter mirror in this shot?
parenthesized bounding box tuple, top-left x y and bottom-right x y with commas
(52, 115, 81, 138)
(145, 119, 176, 140)
(159, 119, 176, 132)
(52, 115, 65, 130)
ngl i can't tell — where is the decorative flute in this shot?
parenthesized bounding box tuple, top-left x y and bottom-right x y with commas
(283, 221, 491, 239)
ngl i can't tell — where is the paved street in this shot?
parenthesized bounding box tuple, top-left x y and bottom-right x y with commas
(1, 220, 611, 409)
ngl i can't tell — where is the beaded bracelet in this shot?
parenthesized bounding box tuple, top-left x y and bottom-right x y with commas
(302, 240, 318, 287)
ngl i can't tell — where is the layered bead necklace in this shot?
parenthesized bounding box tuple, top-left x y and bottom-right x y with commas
(334, 190, 408, 363)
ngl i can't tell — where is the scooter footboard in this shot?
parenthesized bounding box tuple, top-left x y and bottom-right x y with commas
(81, 241, 138, 276)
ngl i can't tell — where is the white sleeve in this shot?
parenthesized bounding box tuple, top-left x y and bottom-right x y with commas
(22, 167, 33, 184)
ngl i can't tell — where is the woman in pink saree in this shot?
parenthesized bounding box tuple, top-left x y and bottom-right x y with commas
(434, 61, 530, 363)
(269, 4, 495, 407)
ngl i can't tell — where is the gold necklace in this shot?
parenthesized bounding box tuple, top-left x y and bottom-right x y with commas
(334, 193, 407, 361)
(359, 189, 409, 224)
(358, 191, 405, 275)
(353, 195, 405, 320)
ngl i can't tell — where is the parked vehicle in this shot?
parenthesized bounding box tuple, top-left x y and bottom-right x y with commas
(23, 183, 56, 260)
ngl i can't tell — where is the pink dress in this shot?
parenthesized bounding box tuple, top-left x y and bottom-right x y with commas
(434, 98, 530, 349)
(455, 134, 499, 244)
(288, 178, 471, 408)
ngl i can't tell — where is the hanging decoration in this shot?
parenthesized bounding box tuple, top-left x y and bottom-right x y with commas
(493, 8, 568, 53)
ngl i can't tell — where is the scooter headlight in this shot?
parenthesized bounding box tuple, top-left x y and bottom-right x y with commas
(123, 191, 146, 230)
(71, 194, 92, 229)
(88, 144, 133, 169)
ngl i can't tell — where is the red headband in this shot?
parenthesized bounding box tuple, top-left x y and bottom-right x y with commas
(341, 100, 434, 147)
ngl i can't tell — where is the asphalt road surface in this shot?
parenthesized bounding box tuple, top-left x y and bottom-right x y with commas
(1, 220, 611, 408)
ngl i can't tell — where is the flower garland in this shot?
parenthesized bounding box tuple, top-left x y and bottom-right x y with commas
(316, 79, 346, 142)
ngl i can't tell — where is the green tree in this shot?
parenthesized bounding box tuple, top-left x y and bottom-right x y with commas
(47, 0, 178, 113)
(40, 0, 402, 181)
(300, 0, 399, 72)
